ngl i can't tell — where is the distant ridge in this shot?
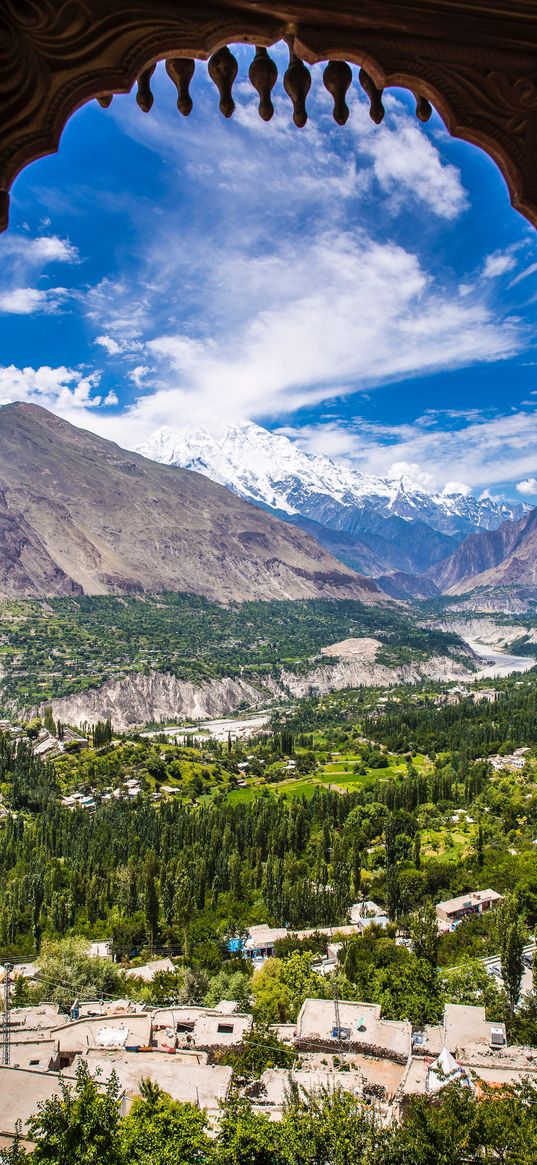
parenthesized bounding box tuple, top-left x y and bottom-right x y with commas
(0, 403, 381, 604)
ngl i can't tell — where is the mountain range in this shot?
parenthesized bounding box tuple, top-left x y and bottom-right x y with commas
(0, 403, 380, 604)
(140, 421, 529, 585)
(429, 506, 537, 595)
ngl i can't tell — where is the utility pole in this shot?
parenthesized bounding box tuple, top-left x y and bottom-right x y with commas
(332, 976, 341, 1041)
(2, 962, 12, 1066)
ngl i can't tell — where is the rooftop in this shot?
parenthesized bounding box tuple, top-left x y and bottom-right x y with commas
(82, 1049, 232, 1110)
(296, 999, 411, 1061)
(436, 889, 502, 916)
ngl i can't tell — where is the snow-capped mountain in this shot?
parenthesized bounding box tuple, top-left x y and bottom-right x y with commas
(139, 421, 528, 577)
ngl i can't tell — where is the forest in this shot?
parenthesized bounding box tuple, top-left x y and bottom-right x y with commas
(2, 670, 537, 1042)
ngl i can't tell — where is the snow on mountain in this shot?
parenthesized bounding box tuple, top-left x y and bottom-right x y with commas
(140, 420, 525, 539)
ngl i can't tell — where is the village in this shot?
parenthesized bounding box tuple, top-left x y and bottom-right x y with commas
(2, 889, 536, 1151)
(2, 986, 536, 1147)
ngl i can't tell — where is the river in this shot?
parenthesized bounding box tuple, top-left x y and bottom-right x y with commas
(463, 637, 536, 679)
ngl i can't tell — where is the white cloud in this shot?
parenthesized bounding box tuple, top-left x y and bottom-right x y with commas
(386, 461, 435, 489)
(510, 261, 537, 287)
(516, 477, 537, 495)
(1, 233, 79, 265)
(106, 229, 518, 437)
(27, 236, 79, 263)
(443, 480, 472, 496)
(283, 408, 537, 494)
(356, 104, 467, 220)
(129, 365, 151, 388)
(0, 287, 68, 314)
(0, 232, 78, 315)
(95, 334, 126, 355)
(0, 365, 115, 413)
(483, 252, 517, 278)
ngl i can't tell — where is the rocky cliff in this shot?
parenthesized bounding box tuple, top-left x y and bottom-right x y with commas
(45, 639, 475, 730)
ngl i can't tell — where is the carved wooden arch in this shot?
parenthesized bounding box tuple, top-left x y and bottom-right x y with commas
(1, 0, 537, 231)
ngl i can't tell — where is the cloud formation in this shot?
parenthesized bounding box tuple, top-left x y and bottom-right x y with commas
(0, 365, 114, 412)
(517, 477, 537, 495)
(283, 408, 537, 495)
(0, 60, 534, 499)
(0, 287, 68, 314)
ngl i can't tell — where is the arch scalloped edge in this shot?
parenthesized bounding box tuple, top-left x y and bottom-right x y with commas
(1, 22, 537, 232)
(0, 16, 285, 232)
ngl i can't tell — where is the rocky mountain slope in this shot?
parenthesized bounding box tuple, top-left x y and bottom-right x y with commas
(379, 508, 537, 604)
(140, 421, 526, 576)
(0, 403, 381, 604)
(444, 508, 537, 595)
(428, 509, 537, 593)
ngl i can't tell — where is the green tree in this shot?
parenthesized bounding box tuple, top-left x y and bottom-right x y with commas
(391, 1079, 537, 1165)
(441, 957, 506, 1012)
(217, 1098, 286, 1165)
(413, 831, 421, 870)
(252, 953, 330, 1025)
(143, 852, 160, 951)
(29, 1060, 123, 1164)
(222, 1024, 297, 1082)
(33, 937, 120, 1013)
(281, 1085, 388, 1165)
(120, 1080, 213, 1165)
(1, 1123, 28, 1164)
(204, 968, 252, 1013)
(476, 824, 484, 869)
(496, 894, 525, 1016)
(409, 902, 439, 969)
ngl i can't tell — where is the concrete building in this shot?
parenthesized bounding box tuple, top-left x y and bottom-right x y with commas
(87, 939, 113, 960)
(0, 1067, 65, 1142)
(243, 925, 288, 960)
(348, 901, 385, 925)
(435, 889, 502, 931)
(125, 957, 175, 981)
(51, 1012, 152, 1058)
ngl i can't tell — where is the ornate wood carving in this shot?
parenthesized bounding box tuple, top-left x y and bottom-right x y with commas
(284, 45, 312, 128)
(165, 58, 196, 116)
(0, 1, 537, 229)
(249, 47, 278, 122)
(323, 61, 353, 126)
(208, 45, 239, 117)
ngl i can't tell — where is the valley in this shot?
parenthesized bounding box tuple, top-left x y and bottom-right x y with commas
(1, 404, 537, 1157)
(0, 593, 471, 724)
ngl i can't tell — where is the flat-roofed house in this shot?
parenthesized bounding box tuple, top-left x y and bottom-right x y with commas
(435, 889, 502, 931)
(244, 925, 288, 960)
(0, 1067, 66, 1141)
(295, 999, 411, 1062)
(81, 1049, 232, 1112)
(152, 1005, 252, 1050)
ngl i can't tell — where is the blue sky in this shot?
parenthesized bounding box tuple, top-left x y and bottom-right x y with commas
(1, 46, 536, 499)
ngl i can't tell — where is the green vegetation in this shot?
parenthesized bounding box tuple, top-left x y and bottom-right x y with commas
(17, 1059, 537, 1164)
(2, 668, 537, 1039)
(0, 594, 465, 708)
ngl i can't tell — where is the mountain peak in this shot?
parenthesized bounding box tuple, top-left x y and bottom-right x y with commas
(0, 404, 381, 604)
(139, 420, 526, 539)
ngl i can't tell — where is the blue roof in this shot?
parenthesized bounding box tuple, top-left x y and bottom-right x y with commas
(226, 937, 244, 952)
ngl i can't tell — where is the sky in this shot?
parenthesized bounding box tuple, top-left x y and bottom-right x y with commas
(1, 45, 536, 501)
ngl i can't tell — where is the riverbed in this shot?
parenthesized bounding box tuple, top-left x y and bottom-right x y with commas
(463, 637, 536, 679)
(144, 711, 271, 742)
